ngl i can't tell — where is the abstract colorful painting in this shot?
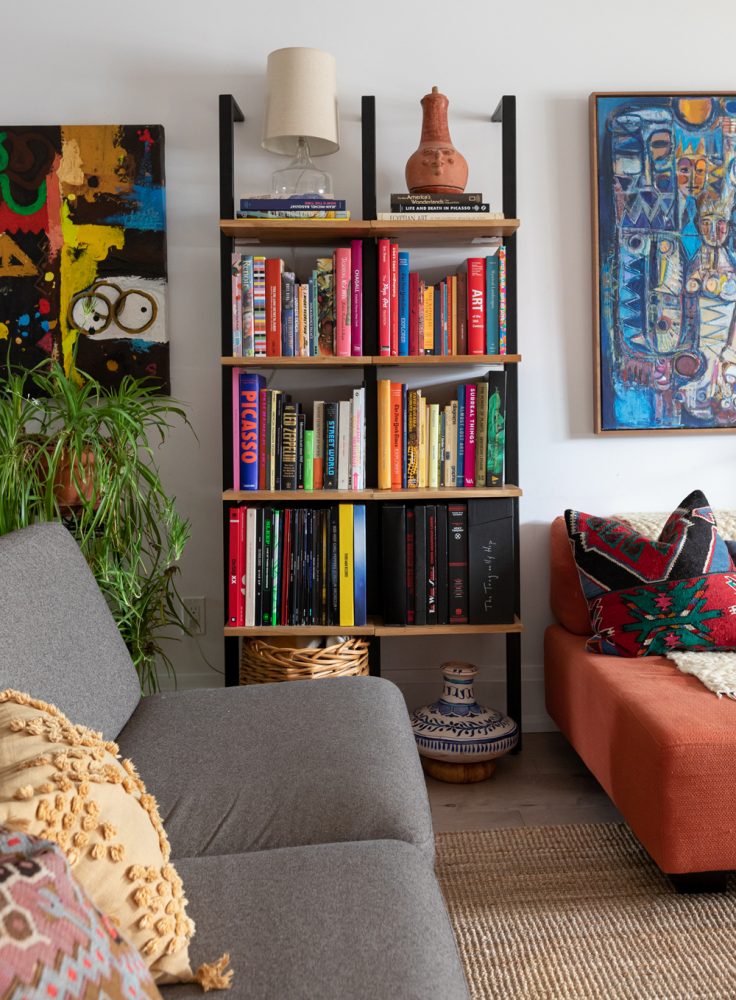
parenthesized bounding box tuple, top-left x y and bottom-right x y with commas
(592, 94, 736, 432)
(0, 125, 168, 390)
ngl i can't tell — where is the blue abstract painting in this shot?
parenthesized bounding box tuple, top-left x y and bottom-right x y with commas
(593, 94, 736, 431)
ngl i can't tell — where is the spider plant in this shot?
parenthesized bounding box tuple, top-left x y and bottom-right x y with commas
(0, 355, 192, 694)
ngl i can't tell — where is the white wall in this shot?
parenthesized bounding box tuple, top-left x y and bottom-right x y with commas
(8, 0, 736, 729)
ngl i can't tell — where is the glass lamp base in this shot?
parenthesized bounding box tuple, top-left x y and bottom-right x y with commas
(270, 136, 333, 198)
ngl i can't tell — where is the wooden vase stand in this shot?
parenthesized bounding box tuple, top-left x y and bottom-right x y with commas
(421, 757, 496, 784)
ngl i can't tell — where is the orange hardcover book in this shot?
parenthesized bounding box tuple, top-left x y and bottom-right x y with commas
(264, 257, 283, 356)
(377, 380, 392, 489)
(390, 382, 403, 489)
(423, 285, 434, 354)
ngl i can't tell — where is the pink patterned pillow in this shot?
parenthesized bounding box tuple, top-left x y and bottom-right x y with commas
(0, 827, 162, 1000)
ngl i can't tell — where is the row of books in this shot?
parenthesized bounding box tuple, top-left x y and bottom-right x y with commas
(377, 244, 507, 356)
(228, 504, 366, 627)
(232, 371, 365, 491)
(382, 499, 514, 626)
(377, 191, 503, 221)
(230, 246, 507, 358)
(231, 245, 363, 358)
(377, 372, 506, 491)
(237, 196, 350, 219)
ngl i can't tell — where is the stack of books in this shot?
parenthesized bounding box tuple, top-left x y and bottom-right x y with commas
(377, 373, 506, 490)
(377, 192, 503, 222)
(232, 370, 366, 492)
(377, 244, 506, 356)
(237, 196, 350, 219)
(382, 498, 514, 626)
(231, 245, 363, 357)
(228, 503, 366, 627)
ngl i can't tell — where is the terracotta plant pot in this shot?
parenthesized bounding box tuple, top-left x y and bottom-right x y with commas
(53, 448, 96, 512)
(405, 86, 468, 194)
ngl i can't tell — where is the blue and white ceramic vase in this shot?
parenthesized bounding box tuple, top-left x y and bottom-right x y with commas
(411, 662, 519, 763)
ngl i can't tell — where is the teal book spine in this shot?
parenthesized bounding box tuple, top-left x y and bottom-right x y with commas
(485, 255, 499, 354)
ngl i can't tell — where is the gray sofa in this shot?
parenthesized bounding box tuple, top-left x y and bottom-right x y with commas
(0, 523, 469, 1000)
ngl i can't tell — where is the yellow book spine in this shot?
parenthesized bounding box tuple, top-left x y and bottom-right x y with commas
(423, 286, 434, 353)
(429, 403, 440, 489)
(339, 504, 354, 626)
(377, 380, 392, 489)
(418, 394, 427, 488)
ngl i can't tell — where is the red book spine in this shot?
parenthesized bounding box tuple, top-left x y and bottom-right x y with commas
(258, 387, 267, 490)
(409, 272, 419, 355)
(390, 242, 399, 356)
(334, 247, 351, 357)
(228, 507, 239, 625)
(265, 258, 282, 356)
(378, 239, 391, 355)
(464, 383, 477, 487)
(417, 280, 425, 355)
(236, 506, 247, 627)
(466, 257, 485, 355)
(406, 508, 415, 624)
(390, 382, 403, 489)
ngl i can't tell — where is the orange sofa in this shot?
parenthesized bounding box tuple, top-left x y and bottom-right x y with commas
(545, 516, 736, 892)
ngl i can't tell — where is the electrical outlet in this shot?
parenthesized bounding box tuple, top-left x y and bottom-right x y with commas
(182, 596, 206, 636)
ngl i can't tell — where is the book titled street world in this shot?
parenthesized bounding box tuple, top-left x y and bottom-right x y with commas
(377, 192, 504, 221)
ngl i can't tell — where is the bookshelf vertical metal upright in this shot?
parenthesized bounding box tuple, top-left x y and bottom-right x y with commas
(218, 93, 522, 748)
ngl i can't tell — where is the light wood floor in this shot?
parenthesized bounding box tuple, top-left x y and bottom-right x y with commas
(426, 732, 622, 832)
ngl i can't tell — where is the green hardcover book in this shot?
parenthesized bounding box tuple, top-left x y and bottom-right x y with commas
(486, 370, 507, 487)
(475, 380, 488, 488)
(304, 430, 315, 491)
(316, 257, 335, 356)
(271, 508, 281, 625)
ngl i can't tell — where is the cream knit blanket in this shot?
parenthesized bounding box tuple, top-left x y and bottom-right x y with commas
(614, 510, 736, 697)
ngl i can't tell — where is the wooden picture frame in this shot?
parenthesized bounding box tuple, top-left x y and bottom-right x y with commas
(591, 92, 736, 433)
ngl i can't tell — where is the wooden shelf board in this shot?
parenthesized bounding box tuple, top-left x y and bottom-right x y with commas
(224, 616, 523, 638)
(371, 354, 521, 365)
(220, 218, 520, 245)
(225, 624, 373, 636)
(221, 354, 521, 367)
(223, 486, 522, 501)
(374, 617, 523, 637)
(370, 486, 522, 499)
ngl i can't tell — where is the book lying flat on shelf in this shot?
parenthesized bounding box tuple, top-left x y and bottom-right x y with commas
(377, 212, 503, 220)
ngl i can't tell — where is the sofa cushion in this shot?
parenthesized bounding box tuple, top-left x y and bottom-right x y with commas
(565, 490, 736, 655)
(550, 516, 592, 635)
(116, 677, 434, 862)
(159, 840, 469, 1000)
(0, 523, 140, 740)
(0, 827, 162, 1000)
(0, 690, 202, 986)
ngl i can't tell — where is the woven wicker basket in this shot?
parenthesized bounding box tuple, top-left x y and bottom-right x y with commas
(239, 637, 370, 684)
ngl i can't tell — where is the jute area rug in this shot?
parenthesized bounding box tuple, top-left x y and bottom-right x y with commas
(435, 823, 736, 1000)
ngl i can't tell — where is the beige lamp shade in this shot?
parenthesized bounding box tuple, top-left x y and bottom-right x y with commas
(262, 47, 339, 156)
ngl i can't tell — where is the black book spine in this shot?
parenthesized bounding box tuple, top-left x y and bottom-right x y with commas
(406, 508, 416, 625)
(281, 404, 298, 491)
(436, 505, 449, 625)
(328, 506, 339, 625)
(287, 509, 297, 625)
(297, 412, 305, 489)
(297, 508, 306, 625)
(426, 504, 437, 622)
(381, 504, 407, 625)
(324, 402, 338, 489)
(254, 506, 264, 627)
(391, 192, 484, 207)
(306, 509, 314, 625)
(275, 394, 287, 489)
(414, 505, 427, 626)
(261, 507, 274, 625)
(319, 508, 328, 626)
(468, 499, 515, 624)
(448, 503, 468, 624)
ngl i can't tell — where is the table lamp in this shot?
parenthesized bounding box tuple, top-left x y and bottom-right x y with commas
(262, 47, 339, 198)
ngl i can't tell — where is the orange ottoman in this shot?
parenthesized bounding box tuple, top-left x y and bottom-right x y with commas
(544, 517, 736, 889)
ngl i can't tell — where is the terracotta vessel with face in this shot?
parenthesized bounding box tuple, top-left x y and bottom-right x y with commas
(405, 86, 468, 194)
